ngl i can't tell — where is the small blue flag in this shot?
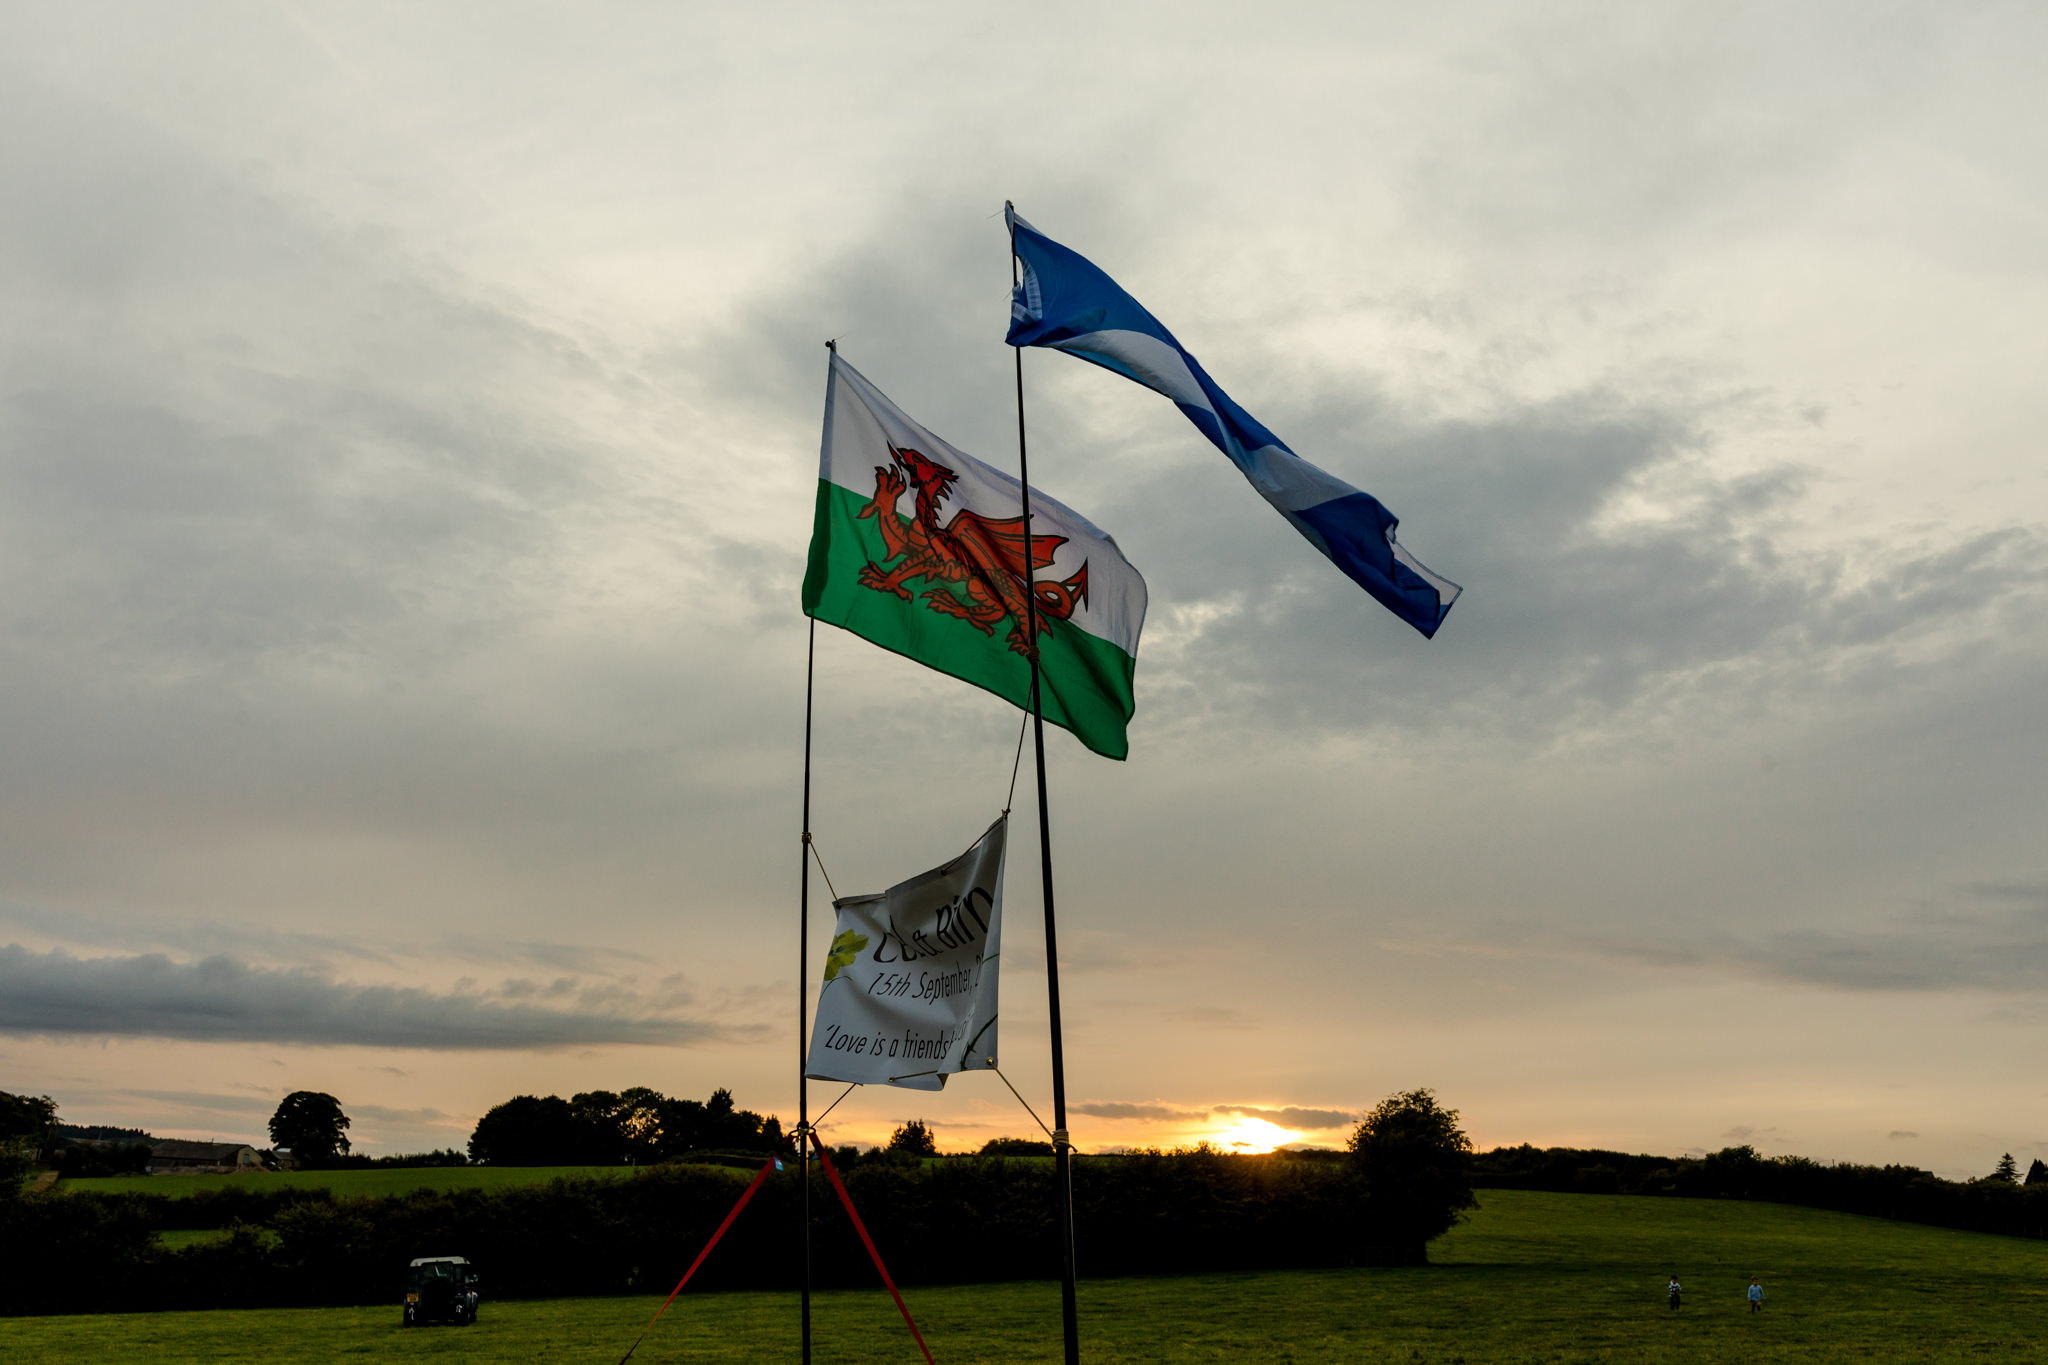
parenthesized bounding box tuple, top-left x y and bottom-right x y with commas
(1005, 206, 1460, 638)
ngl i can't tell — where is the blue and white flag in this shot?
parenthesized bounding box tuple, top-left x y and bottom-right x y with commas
(1004, 206, 1460, 638)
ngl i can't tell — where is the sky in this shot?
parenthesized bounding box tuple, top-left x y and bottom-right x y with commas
(2, 1, 2045, 1177)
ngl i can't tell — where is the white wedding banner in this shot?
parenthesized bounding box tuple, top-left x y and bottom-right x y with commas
(805, 817, 1005, 1091)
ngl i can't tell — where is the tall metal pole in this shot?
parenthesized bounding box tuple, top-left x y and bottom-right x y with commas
(1009, 203, 1081, 1365)
(801, 340, 827, 1360)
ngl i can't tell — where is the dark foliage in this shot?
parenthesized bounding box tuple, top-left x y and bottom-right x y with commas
(467, 1087, 782, 1166)
(0, 1187, 162, 1311)
(270, 1092, 352, 1164)
(887, 1120, 939, 1156)
(0, 1149, 1397, 1315)
(52, 1140, 152, 1179)
(1347, 1089, 1476, 1264)
(2027, 1159, 2048, 1188)
(1, 1091, 58, 1193)
(52, 1123, 156, 1145)
(981, 1137, 1054, 1156)
(1472, 1143, 2048, 1239)
(468, 1096, 586, 1166)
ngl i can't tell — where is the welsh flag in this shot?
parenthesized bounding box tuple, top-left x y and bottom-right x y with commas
(803, 353, 1147, 759)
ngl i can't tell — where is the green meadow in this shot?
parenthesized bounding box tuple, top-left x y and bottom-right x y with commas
(11, 1188, 2046, 1363)
(55, 1165, 628, 1200)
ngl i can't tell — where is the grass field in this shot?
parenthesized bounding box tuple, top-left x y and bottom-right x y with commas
(11, 1188, 2048, 1362)
(55, 1165, 628, 1200)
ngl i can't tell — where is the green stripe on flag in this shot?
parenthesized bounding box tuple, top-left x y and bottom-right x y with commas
(802, 480, 1136, 760)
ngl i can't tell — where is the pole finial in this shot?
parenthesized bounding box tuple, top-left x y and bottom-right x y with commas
(825, 338, 837, 352)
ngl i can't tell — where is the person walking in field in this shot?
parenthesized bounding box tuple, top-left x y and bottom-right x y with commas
(1748, 1277, 1764, 1312)
(1668, 1275, 1682, 1310)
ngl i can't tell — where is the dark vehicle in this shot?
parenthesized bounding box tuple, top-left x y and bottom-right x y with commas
(404, 1256, 480, 1326)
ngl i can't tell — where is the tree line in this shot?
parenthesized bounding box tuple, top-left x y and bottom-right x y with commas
(466, 1086, 783, 1166)
(241, 1085, 789, 1168)
(1472, 1142, 2048, 1239)
(0, 1089, 1474, 1315)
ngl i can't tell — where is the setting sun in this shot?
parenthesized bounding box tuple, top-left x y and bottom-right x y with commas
(1212, 1115, 1303, 1154)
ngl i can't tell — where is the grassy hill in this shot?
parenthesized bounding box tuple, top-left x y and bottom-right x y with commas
(55, 1165, 630, 1200)
(12, 1187, 2048, 1362)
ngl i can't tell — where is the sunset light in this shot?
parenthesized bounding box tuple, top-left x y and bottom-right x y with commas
(1213, 1115, 1302, 1154)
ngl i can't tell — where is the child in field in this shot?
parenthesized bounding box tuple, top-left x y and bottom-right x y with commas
(1668, 1275, 1682, 1309)
(1748, 1277, 1764, 1312)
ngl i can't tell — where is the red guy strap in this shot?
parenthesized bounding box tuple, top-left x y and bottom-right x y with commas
(617, 1155, 779, 1365)
(811, 1131, 937, 1365)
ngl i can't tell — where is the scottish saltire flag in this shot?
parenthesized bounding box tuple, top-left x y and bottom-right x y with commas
(804, 352, 1148, 760)
(1004, 206, 1460, 638)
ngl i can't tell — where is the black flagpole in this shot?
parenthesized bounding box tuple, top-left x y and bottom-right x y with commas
(801, 350, 829, 1364)
(1009, 202, 1082, 1365)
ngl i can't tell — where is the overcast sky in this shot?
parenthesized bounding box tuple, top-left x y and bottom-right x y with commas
(3, 1, 2045, 1176)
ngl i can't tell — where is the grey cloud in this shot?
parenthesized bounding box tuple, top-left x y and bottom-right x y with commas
(1592, 880, 2048, 994)
(0, 946, 737, 1049)
(1214, 1105, 1358, 1131)
(1073, 1101, 1206, 1122)
(1890, 1131, 1919, 1140)
(0, 905, 652, 980)
(1121, 392, 2048, 748)
(0, 904, 399, 968)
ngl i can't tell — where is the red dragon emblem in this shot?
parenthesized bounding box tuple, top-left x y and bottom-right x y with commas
(856, 445, 1089, 654)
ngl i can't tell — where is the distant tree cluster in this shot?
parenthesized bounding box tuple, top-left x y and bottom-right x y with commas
(53, 1123, 155, 1145)
(886, 1119, 939, 1157)
(269, 1092, 352, 1164)
(468, 1087, 782, 1166)
(980, 1136, 1055, 1156)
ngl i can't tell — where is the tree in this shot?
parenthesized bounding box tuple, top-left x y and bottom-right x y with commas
(981, 1136, 1054, 1156)
(655, 1097, 708, 1155)
(1993, 1153, 2020, 1184)
(1, 1091, 58, 1194)
(615, 1087, 668, 1163)
(468, 1095, 587, 1166)
(1347, 1088, 1476, 1264)
(569, 1091, 630, 1164)
(269, 1092, 351, 1164)
(887, 1119, 939, 1157)
(2026, 1159, 2047, 1187)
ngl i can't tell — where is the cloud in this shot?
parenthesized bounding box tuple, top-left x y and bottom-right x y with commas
(1514, 877, 2048, 998)
(1889, 1131, 1919, 1140)
(0, 946, 740, 1050)
(1214, 1104, 1358, 1132)
(1072, 1101, 1207, 1122)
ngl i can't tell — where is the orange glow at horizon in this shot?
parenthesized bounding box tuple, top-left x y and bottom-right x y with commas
(1209, 1115, 1303, 1154)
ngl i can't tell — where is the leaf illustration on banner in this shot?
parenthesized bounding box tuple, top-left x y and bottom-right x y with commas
(823, 931, 869, 982)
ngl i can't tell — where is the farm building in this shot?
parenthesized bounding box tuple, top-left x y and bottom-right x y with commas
(148, 1139, 263, 1173)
